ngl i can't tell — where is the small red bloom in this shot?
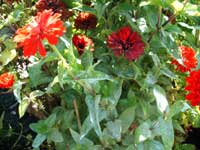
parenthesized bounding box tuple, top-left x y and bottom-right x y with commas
(171, 46, 197, 72)
(72, 34, 94, 55)
(36, 0, 73, 20)
(74, 12, 97, 30)
(14, 9, 66, 57)
(185, 70, 200, 106)
(107, 26, 145, 61)
(0, 72, 14, 89)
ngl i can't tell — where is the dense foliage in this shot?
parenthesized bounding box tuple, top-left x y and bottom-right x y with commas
(0, 0, 200, 149)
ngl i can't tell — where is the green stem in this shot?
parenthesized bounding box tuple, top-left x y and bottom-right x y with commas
(50, 45, 96, 96)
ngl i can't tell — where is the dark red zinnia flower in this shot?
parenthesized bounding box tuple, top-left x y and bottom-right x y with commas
(185, 70, 200, 106)
(14, 9, 66, 57)
(72, 34, 94, 55)
(107, 26, 145, 61)
(171, 46, 197, 72)
(0, 72, 14, 89)
(74, 12, 97, 30)
(36, 0, 73, 20)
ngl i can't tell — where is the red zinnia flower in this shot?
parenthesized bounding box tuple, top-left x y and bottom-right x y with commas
(72, 34, 94, 55)
(185, 70, 200, 106)
(14, 9, 66, 57)
(171, 46, 197, 72)
(107, 26, 145, 61)
(36, 0, 73, 20)
(0, 72, 14, 89)
(74, 12, 97, 30)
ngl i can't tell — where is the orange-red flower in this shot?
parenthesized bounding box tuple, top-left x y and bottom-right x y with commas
(107, 26, 145, 61)
(74, 12, 97, 30)
(0, 72, 14, 89)
(36, 0, 73, 20)
(171, 46, 197, 72)
(14, 9, 66, 57)
(72, 34, 94, 55)
(185, 70, 200, 106)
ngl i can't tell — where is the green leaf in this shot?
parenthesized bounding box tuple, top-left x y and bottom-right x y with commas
(28, 61, 52, 87)
(144, 140, 164, 150)
(18, 97, 30, 118)
(104, 120, 122, 141)
(73, 69, 113, 83)
(85, 95, 102, 138)
(119, 106, 135, 133)
(134, 120, 152, 143)
(169, 101, 191, 118)
(70, 129, 94, 146)
(0, 49, 17, 66)
(48, 128, 64, 143)
(157, 118, 174, 150)
(145, 5, 158, 29)
(30, 90, 44, 99)
(32, 134, 47, 148)
(153, 85, 169, 114)
(160, 67, 177, 79)
(81, 50, 93, 69)
(102, 79, 123, 106)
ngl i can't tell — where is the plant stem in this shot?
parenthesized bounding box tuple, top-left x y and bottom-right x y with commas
(50, 44, 96, 96)
(73, 99, 81, 132)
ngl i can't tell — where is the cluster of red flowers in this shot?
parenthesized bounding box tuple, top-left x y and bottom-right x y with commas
(107, 26, 145, 61)
(171, 46, 200, 107)
(36, 0, 73, 20)
(14, 9, 66, 57)
(171, 46, 197, 72)
(185, 70, 200, 106)
(0, 72, 14, 89)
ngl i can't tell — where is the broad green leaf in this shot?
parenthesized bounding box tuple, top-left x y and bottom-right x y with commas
(70, 129, 94, 146)
(32, 134, 47, 148)
(160, 67, 177, 79)
(149, 52, 161, 67)
(144, 140, 164, 150)
(73, 69, 112, 83)
(0, 49, 17, 66)
(85, 95, 102, 137)
(102, 79, 123, 106)
(159, 118, 174, 150)
(153, 85, 169, 114)
(119, 106, 135, 133)
(169, 101, 191, 118)
(30, 90, 44, 99)
(81, 50, 93, 69)
(104, 120, 122, 141)
(134, 121, 152, 143)
(145, 5, 158, 29)
(48, 128, 64, 143)
(18, 97, 30, 118)
(28, 61, 52, 87)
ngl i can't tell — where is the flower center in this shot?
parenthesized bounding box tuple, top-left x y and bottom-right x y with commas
(78, 43, 85, 49)
(119, 40, 132, 51)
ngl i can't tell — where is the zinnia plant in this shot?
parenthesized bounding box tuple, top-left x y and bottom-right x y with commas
(0, 0, 200, 150)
